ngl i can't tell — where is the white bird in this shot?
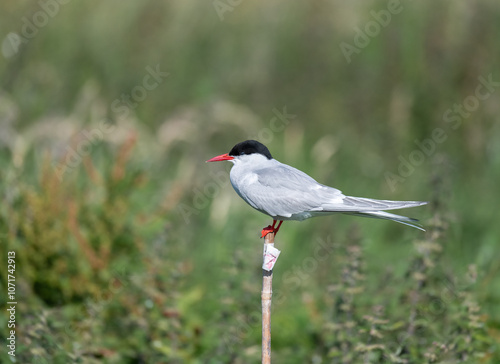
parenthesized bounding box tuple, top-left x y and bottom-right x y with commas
(207, 140, 427, 237)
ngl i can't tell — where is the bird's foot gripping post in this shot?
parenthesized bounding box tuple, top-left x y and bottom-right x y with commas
(261, 220, 283, 238)
(261, 225, 274, 238)
(262, 230, 281, 364)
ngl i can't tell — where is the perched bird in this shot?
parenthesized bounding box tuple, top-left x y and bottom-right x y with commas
(207, 140, 427, 237)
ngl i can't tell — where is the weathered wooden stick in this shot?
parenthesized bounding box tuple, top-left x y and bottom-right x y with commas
(262, 231, 275, 364)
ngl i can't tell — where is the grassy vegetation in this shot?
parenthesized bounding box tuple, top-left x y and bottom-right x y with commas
(1, 0, 500, 362)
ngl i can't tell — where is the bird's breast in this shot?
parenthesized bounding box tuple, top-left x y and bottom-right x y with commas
(230, 170, 258, 193)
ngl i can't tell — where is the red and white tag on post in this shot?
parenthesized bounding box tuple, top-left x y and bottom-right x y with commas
(263, 244, 281, 271)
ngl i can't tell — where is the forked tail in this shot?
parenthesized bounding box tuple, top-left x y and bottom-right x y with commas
(344, 210, 426, 231)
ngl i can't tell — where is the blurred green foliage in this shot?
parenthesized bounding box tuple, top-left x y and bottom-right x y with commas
(1, 0, 500, 362)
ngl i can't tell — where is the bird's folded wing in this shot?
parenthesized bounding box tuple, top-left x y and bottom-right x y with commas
(240, 164, 344, 217)
(239, 163, 426, 217)
(322, 196, 427, 212)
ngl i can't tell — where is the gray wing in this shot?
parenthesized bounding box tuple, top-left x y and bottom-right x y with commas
(235, 162, 426, 219)
(324, 196, 427, 212)
(236, 163, 345, 217)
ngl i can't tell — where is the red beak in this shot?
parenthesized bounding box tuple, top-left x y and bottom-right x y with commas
(206, 153, 234, 162)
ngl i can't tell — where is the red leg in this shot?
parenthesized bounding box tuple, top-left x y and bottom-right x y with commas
(261, 220, 284, 238)
(261, 220, 277, 238)
(274, 221, 283, 236)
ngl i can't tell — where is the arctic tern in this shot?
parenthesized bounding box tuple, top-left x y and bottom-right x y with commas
(207, 140, 427, 237)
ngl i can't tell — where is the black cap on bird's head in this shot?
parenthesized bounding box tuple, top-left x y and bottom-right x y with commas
(206, 140, 273, 162)
(229, 140, 273, 160)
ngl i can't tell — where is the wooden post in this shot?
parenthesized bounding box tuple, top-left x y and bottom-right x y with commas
(262, 232, 275, 364)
